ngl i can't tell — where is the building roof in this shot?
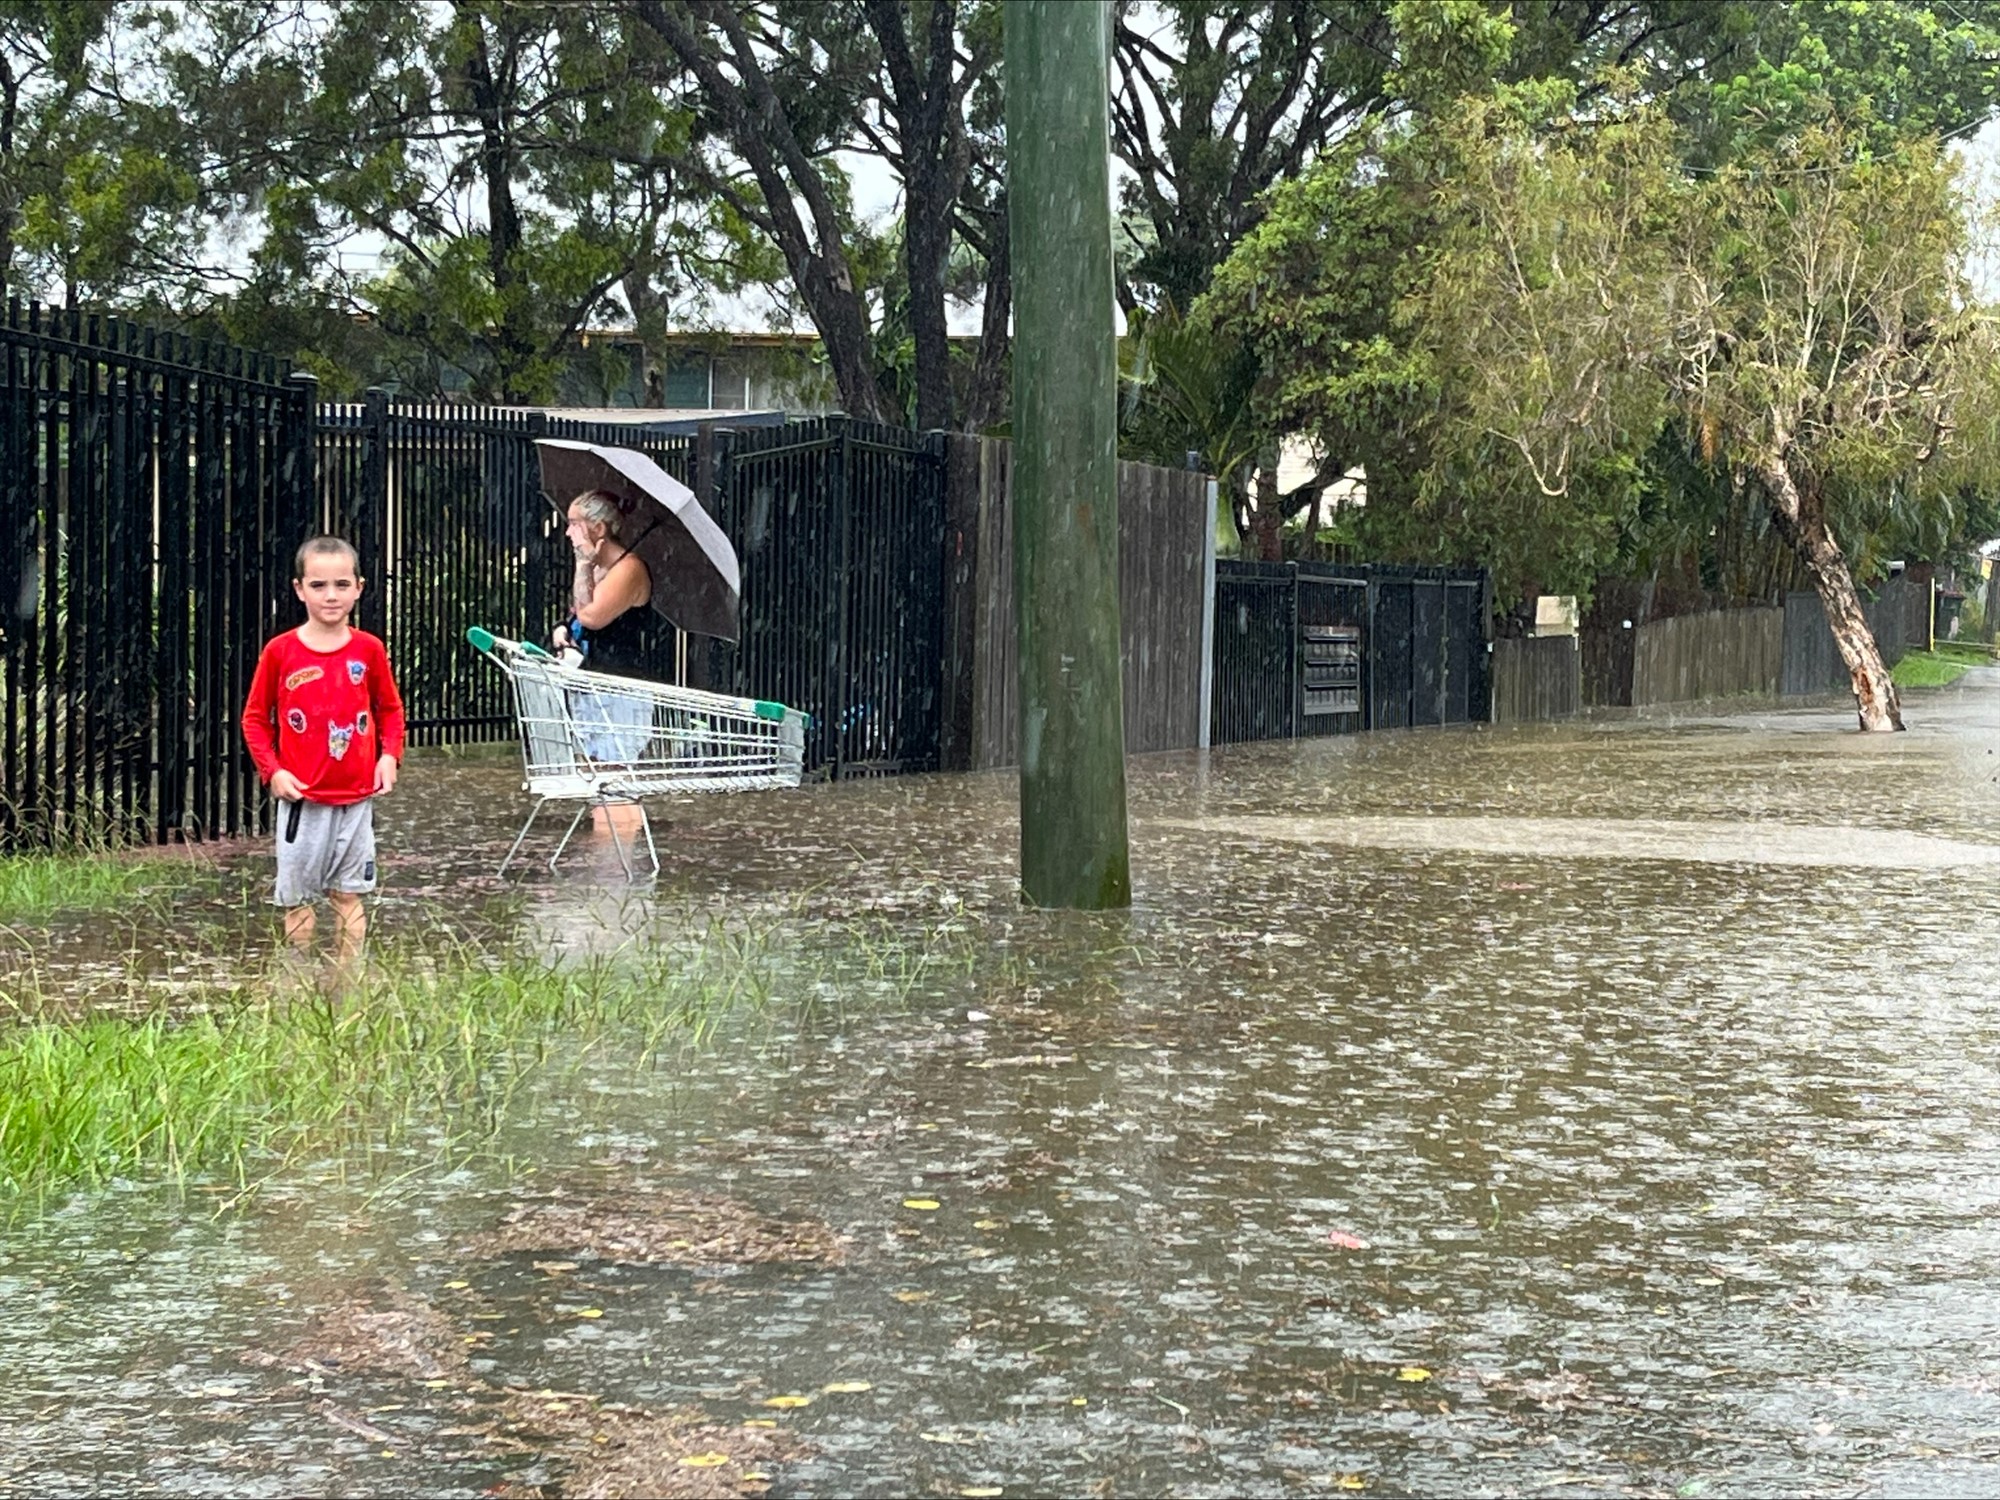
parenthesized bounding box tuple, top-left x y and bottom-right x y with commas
(502, 406, 788, 433)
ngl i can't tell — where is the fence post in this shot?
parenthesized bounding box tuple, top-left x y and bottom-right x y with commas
(355, 387, 390, 611)
(680, 420, 719, 692)
(824, 414, 851, 778)
(1198, 476, 1217, 750)
(938, 431, 982, 772)
(277, 372, 319, 627)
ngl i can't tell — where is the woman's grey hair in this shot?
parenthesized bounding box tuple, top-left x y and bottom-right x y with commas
(572, 489, 630, 539)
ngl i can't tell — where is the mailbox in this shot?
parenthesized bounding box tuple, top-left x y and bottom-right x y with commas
(1301, 624, 1361, 716)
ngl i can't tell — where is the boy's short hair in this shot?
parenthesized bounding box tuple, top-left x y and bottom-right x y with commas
(295, 536, 361, 580)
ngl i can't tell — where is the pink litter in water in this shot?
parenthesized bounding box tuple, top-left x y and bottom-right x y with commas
(1327, 1230, 1368, 1250)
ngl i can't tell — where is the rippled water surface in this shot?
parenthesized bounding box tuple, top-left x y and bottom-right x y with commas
(7, 677, 2000, 1497)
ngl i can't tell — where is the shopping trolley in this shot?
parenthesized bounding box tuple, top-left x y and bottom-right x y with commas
(467, 627, 808, 880)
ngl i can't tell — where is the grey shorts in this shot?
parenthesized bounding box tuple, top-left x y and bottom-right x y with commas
(272, 799, 377, 907)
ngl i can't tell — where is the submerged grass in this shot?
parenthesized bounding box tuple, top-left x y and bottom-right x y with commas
(0, 909, 981, 1202)
(0, 936, 759, 1199)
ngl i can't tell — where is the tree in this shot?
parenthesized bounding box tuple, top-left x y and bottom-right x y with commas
(1414, 96, 1999, 730)
(1197, 1, 2000, 579)
(246, 0, 729, 401)
(632, 0, 1008, 431)
(1110, 1, 1394, 312)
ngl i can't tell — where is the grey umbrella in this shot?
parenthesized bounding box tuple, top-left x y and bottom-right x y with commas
(534, 438, 741, 642)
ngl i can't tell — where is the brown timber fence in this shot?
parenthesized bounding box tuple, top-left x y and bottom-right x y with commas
(1631, 607, 1784, 705)
(940, 435, 1214, 771)
(1491, 637, 1580, 723)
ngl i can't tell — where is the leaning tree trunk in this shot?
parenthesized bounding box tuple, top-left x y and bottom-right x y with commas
(1758, 458, 1903, 732)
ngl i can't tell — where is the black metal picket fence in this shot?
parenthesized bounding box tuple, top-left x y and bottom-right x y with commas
(1211, 560, 1490, 743)
(703, 419, 947, 777)
(0, 300, 950, 847)
(0, 302, 315, 846)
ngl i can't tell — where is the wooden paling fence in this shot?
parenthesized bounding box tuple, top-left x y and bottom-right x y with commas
(1632, 607, 1784, 706)
(941, 435, 1214, 771)
(1490, 637, 1579, 723)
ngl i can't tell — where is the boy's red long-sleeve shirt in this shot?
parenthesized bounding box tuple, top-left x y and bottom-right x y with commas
(241, 628, 406, 805)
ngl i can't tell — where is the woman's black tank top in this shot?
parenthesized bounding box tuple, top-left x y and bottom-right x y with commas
(580, 562, 654, 679)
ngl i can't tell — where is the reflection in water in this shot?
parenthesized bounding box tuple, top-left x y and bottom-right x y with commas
(6, 681, 2000, 1495)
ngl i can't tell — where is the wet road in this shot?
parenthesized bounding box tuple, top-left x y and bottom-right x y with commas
(5, 676, 2000, 1497)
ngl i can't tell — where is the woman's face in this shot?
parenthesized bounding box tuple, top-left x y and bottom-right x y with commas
(565, 502, 602, 560)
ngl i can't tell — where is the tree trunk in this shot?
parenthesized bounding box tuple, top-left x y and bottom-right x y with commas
(962, 201, 1010, 431)
(1251, 453, 1281, 561)
(458, 6, 533, 400)
(865, 0, 968, 434)
(635, 0, 893, 425)
(1758, 457, 1902, 732)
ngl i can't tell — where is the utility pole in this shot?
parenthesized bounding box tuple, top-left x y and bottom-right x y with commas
(1004, 0, 1131, 910)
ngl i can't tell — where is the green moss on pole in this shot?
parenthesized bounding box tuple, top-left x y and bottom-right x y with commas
(1004, 0, 1131, 910)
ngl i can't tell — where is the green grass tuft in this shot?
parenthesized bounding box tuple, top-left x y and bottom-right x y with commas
(1891, 642, 1996, 689)
(0, 937, 776, 1199)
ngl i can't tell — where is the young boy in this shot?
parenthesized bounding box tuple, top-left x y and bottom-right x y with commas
(241, 537, 405, 961)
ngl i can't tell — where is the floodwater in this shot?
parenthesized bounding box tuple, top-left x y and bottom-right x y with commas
(7, 674, 2000, 1497)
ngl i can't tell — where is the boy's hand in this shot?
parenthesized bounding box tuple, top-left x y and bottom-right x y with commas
(270, 770, 307, 802)
(375, 754, 399, 795)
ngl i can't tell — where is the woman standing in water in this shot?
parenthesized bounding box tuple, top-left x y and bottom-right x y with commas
(555, 489, 656, 839)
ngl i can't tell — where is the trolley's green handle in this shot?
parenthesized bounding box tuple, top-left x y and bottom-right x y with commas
(753, 700, 788, 722)
(467, 625, 554, 661)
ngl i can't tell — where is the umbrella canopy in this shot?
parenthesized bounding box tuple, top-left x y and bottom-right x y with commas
(534, 438, 741, 642)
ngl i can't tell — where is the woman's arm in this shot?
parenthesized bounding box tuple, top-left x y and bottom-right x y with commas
(573, 551, 652, 629)
(572, 553, 594, 611)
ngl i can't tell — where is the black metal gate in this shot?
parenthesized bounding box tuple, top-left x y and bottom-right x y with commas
(0, 302, 315, 847)
(705, 418, 947, 778)
(1212, 559, 1489, 745)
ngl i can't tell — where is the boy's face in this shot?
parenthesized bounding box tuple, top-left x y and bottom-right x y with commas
(294, 553, 363, 626)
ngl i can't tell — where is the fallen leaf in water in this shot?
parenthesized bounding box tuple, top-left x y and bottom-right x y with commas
(1327, 1230, 1368, 1250)
(743, 1419, 778, 1429)
(533, 1261, 579, 1275)
(678, 1452, 731, 1468)
(762, 1394, 813, 1409)
(962, 1488, 1004, 1497)
(574, 1308, 604, 1319)
(1397, 1367, 1431, 1382)
(902, 1199, 941, 1212)
(821, 1381, 873, 1394)
(442, 1280, 469, 1290)
(973, 1219, 1004, 1231)
(1335, 1476, 1367, 1491)
(892, 1290, 933, 1303)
